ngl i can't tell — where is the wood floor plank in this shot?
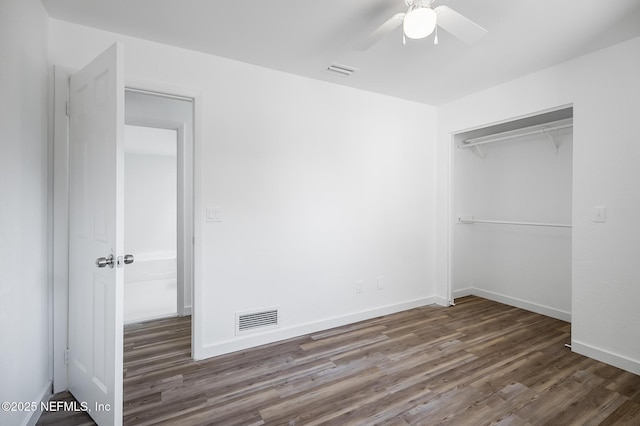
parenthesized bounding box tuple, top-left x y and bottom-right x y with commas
(598, 400, 640, 425)
(38, 296, 640, 425)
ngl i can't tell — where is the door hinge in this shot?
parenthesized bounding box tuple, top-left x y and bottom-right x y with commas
(64, 348, 69, 365)
(65, 101, 70, 117)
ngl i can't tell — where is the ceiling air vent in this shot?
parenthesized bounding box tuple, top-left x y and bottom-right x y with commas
(236, 308, 279, 335)
(326, 63, 358, 77)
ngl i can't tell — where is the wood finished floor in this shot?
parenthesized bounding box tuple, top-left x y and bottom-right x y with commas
(38, 296, 640, 425)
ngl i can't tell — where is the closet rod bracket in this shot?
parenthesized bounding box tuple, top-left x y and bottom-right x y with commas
(471, 145, 485, 159)
(546, 129, 560, 153)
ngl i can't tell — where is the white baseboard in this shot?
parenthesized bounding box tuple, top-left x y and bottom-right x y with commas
(458, 288, 571, 322)
(124, 312, 180, 325)
(572, 340, 640, 376)
(24, 380, 52, 426)
(195, 297, 438, 360)
(452, 288, 473, 300)
(433, 296, 450, 307)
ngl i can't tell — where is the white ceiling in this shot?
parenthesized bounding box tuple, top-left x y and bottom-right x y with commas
(41, 0, 640, 105)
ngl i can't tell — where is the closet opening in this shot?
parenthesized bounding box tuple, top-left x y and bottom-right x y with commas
(451, 106, 573, 322)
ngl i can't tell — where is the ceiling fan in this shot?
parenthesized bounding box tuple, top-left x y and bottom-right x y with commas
(356, 0, 487, 50)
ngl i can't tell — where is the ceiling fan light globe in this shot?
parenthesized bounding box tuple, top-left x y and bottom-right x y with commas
(403, 7, 437, 39)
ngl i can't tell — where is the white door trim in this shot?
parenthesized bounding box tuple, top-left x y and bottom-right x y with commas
(124, 82, 202, 355)
(52, 66, 72, 393)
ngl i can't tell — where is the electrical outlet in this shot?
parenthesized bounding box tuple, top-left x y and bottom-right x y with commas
(356, 280, 363, 294)
(377, 276, 384, 290)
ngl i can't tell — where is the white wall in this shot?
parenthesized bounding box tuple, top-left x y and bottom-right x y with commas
(452, 128, 573, 320)
(0, 0, 51, 425)
(437, 36, 640, 374)
(124, 126, 178, 323)
(124, 126, 177, 257)
(49, 20, 438, 358)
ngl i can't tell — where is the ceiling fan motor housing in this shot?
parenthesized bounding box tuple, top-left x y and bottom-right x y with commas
(403, 0, 438, 39)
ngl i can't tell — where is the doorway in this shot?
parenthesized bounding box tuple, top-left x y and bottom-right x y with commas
(124, 89, 194, 323)
(51, 47, 200, 424)
(450, 106, 573, 321)
(51, 68, 197, 386)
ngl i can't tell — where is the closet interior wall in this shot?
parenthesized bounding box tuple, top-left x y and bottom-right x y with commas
(452, 113, 573, 321)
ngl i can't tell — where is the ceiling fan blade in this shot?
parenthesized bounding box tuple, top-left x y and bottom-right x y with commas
(355, 13, 405, 51)
(434, 5, 487, 44)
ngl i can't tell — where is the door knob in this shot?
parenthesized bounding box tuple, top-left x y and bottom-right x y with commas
(95, 254, 115, 268)
(116, 254, 134, 268)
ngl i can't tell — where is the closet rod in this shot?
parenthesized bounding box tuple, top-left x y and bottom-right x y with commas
(458, 120, 573, 149)
(458, 218, 572, 228)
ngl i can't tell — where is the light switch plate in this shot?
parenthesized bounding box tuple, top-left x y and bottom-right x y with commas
(592, 206, 606, 223)
(206, 207, 222, 222)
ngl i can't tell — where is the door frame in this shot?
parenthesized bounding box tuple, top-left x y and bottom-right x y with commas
(52, 68, 203, 392)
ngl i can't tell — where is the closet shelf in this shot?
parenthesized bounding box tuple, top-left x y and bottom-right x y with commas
(458, 118, 573, 159)
(457, 217, 572, 229)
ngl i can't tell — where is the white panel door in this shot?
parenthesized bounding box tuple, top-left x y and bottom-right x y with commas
(68, 43, 125, 426)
